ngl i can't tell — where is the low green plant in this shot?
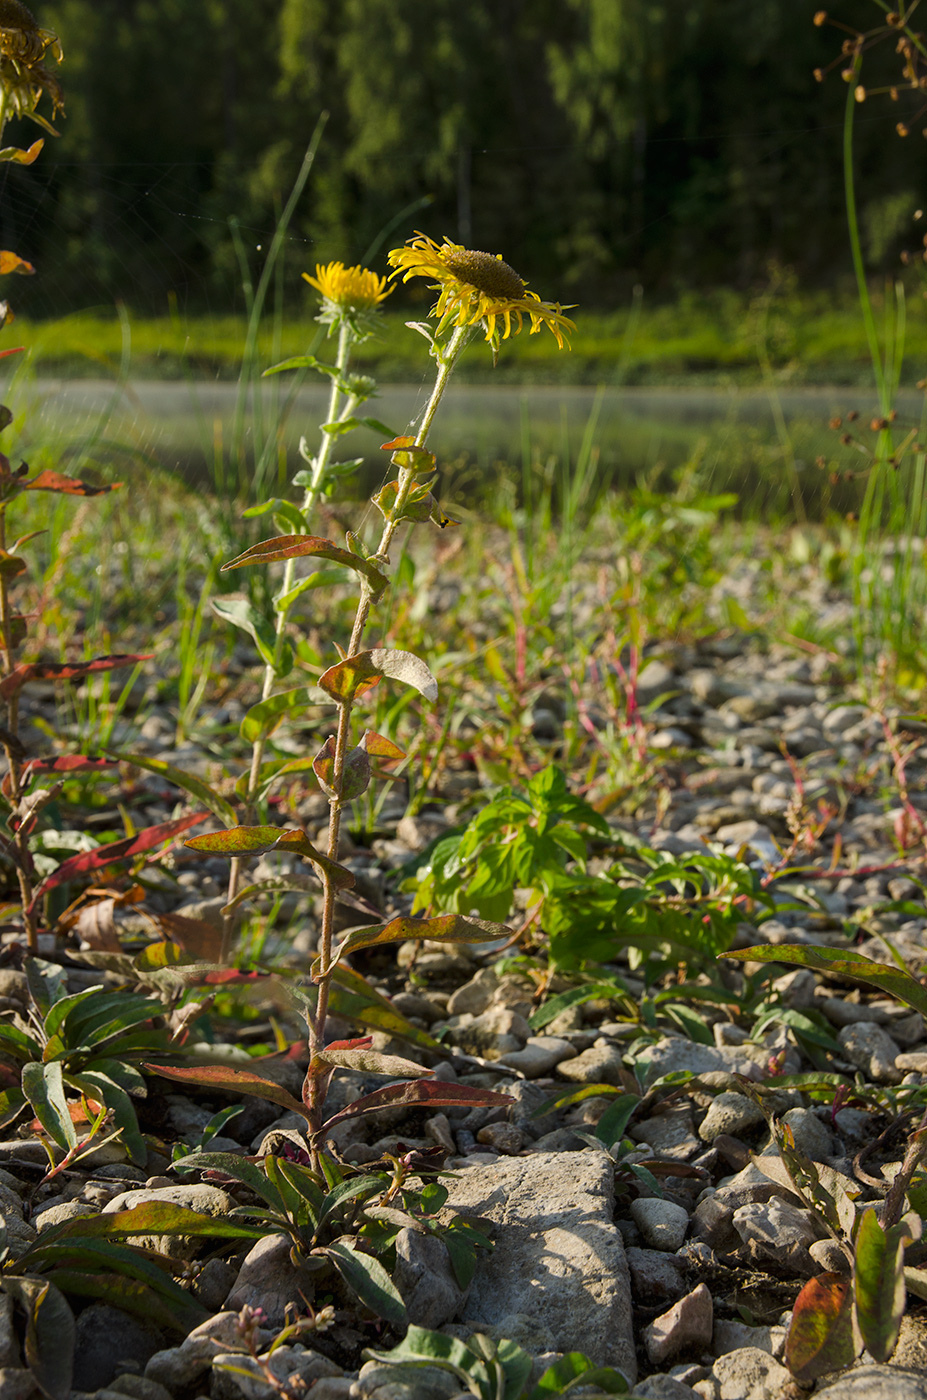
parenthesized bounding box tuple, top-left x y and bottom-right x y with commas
(0, 957, 175, 1165)
(411, 765, 769, 971)
(173, 1140, 491, 1325)
(363, 1325, 635, 1399)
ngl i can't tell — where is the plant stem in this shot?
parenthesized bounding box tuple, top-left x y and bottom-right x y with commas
(306, 322, 470, 1161)
(223, 323, 356, 960)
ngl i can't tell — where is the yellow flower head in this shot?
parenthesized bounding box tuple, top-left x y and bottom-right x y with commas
(0, 0, 63, 135)
(387, 234, 576, 350)
(303, 261, 392, 339)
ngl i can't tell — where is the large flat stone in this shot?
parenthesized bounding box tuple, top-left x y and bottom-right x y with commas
(442, 1151, 636, 1383)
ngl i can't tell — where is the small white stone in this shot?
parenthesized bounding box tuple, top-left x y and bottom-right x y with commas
(630, 1198, 690, 1252)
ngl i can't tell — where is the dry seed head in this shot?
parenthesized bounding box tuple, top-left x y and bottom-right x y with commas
(814, 67, 825, 82)
(855, 84, 867, 101)
(814, 9, 827, 25)
(441, 249, 526, 300)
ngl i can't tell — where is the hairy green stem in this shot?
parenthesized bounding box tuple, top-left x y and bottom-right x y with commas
(306, 323, 471, 1160)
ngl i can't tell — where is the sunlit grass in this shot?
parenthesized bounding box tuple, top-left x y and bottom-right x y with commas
(12, 284, 927, 385)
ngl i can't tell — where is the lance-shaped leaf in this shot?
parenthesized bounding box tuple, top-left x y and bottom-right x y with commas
(23, 471, 121, 496)
(21, 756, 118, 780)
(328, 912, 510, 970)
(240, 688, 313, 744)
(785, 1273, 861, 1382)
(222, 873, 318, 916)
(319, 649, 438, 705)
(222, 535, 389, 598)
(319, 1239, 407, 1327)
(184, 825, 354, 890)
(29, 813, 209, 912)
(313, 735, 370, 800)
(212, 597, 291, 674)
(0, 549, 26, 578)
(320, 966, 440, 1051)
(108, 750, 236, 826)
(22, 1061, 77, 1151)
(3, 1277, 74, 1400)
(319, 1079, 512, 1140)
(1, 653, 152, 701)
(144, 1062, 307, 1118)
(363, 731, 405, 764)
(309, 1037, 434, 1081)
(41, 1200, 266, 1246)
(854, 1208, 910, 1362)
(724, 944, 927, 1020)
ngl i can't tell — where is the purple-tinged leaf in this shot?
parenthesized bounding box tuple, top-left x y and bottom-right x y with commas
(221, 535, 388, 597)
(786, 1273, 861, 1382)
(1, 653, 151, 701)
(143, 1063, 307, 1118)
(320, 1079, 512, 1139)
(29, 813, 208, 911)
(23, 470, 121, 496)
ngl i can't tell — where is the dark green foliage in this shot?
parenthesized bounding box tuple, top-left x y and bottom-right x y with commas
(17, 0, 924, 311)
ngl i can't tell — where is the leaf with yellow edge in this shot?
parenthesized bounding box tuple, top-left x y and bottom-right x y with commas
(723, 944, 927, 1019)
(185, 825, 355, 890)
(221, 535, 388, 599)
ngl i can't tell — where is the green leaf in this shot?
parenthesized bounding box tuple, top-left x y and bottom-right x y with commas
(594, 1094, 641, 1148)
(528, 1353, 630, 1399)
(3, 1276, 74, 1400)
(66, 1071, 146, 1166)
(530, 982, 629, 1032)
(0, 1087, 27, 1130)
(221, 535, 389, 599)
(854, 1208, 909, 1363)
(143, 1062, 306, 1117)
(320, 1239, 407, 1326)
(40, 1200, 266, 1246)
(212, 597, 289, 672)
(724, 944, 927, 1019)
(240, 688, 312, 744)
(22, 1061, 77, 1151)
(785, 1273, 861, 1382)
(19, 1238, 209, 1333)
(0, 1022, 40, 1059)
(184, 825, 354, 889)
(242, 497, 308, 533)
(319, 648, 438, 704)
(172, 1151, 283, 1212)
(107, 751, 236, 827)
(328, 912, 510, 969)
(322, 966, 440, 1051)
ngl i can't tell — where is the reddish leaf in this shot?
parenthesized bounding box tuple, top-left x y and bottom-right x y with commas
(0, 140, 43, 166)
(200, 970, 272, 985)
(221, 534, 388, 597)
(319, 1079, 513, 1139)
(144, 1063, 307, 1117)
(362, 732, 405, 763)
(0, 346, 23, 359)
(23, 471, 121, 496)
(29, 813, 208, 912)
(0, 654, 152, 701)
(786, 1273, 861, 1383)
(24, 757, 117, 777)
